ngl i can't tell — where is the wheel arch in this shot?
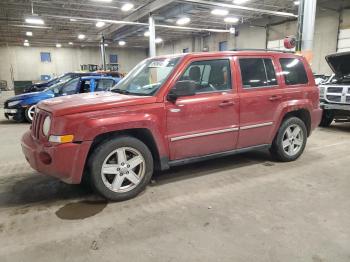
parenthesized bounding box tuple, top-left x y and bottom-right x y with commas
(85, 128, 164, 174)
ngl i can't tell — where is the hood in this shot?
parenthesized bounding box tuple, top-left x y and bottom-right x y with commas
(38, 92, 157, 117)
(326, 52, 350, 77)
(7, 91, 45, 102)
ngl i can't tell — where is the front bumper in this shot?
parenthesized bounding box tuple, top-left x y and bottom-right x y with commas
(320, 102, 350, 111)
(4, 105, 25, 121)
(21, 131, 92, 184)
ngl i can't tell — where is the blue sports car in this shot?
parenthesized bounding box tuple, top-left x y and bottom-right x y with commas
(4, 75, 120, 123)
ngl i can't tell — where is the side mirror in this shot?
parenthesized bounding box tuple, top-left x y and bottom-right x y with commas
(167, 80, 196, 102)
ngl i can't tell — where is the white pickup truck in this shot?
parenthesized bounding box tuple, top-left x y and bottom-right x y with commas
(319, 52, 350, 127)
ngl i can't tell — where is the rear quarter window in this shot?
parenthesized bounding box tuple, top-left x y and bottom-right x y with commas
(280, 58, 309, 85)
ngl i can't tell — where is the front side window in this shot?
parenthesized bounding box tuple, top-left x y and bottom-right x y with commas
(111, 57, 181, 96)
(280, 58, 308, 85)
(179, 59, 232, 93)
(60, 78, 79, 95)
(239, 58, 278, 88)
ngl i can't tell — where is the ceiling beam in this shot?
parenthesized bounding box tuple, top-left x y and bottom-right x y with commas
(179, 0, 298, 18)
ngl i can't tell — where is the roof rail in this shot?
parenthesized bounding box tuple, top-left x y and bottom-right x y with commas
(230, 48, 295, 54)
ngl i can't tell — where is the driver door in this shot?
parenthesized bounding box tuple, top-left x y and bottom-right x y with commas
(166, 58, 240, 160)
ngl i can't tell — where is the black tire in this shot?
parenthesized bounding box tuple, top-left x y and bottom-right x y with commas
(319, 110, 334, 127)
(24, 105, 36, 123)
(270, 117, 307, 162)
(87, 136, 154, 201)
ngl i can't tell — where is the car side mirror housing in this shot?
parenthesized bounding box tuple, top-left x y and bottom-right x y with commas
(167, 80, 196, 102)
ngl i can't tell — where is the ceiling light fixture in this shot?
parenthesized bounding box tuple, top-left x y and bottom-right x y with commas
(96, 21, 106, 28)
(26, 31, 33, 36)
(25, 15, 45, 25)
(233, 0, 250, 4)
(155, 37, 163, 44)
(118, 40, 126, 46)
(121, 3, 134, 12)
(176, 17, 191, 26)
(104, 43, 109, 47)
(144, 31, 150, 37)
(68, 42, 74, 45)
(78, 34, 86, 39)
(70, 18, 77, 22)
(56, 43, 62, 48)
(224, 17, 239, 23)
(211, 9, 229, 16)
(24, 42, 30, 47)
(294, 1, 300, 5)
(24, 39, 29, 43)
(92, 0, 113, 2)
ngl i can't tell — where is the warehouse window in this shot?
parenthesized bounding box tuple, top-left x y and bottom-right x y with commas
(219, 41, 228, 51)
(239, 58, 278, 88)
(180, 59, 231, 93)
(280, 58, 308, 85)
(109, 54, 118, 63)
(40, 52, 51, 62)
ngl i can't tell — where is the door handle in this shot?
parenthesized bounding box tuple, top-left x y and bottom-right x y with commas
(269, 95, 282, 101)
(219, 100, 235, 107)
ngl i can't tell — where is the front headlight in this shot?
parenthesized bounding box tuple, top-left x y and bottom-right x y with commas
(319, 86, 325, 98)
(8, 100, 21, 107)
(42, 116, 51, 137)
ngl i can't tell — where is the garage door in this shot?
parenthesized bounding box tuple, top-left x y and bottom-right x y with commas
(338, 29, 350, 53)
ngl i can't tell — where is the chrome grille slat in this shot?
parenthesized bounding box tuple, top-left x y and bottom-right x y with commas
(324, 86, 350, 105)
(31, 110, 48, 140)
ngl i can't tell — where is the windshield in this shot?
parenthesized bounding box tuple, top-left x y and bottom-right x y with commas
(45, 79, 71, 92)
(58, 73, 74, 82)
(111, 57, 181, 95)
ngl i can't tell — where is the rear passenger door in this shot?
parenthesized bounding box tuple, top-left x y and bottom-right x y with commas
(236, 56, 285, 148)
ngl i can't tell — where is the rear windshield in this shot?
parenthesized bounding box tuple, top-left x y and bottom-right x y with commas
(280, 58, 308, 85)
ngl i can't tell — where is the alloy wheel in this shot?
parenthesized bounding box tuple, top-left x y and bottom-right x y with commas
(282, 124, 304, 156)
(101, 147, 145, 193)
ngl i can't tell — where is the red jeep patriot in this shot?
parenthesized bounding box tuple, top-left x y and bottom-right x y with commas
(21, 51, 322, 201)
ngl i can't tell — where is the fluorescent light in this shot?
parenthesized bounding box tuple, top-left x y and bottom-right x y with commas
(96, 21, 105, 28)
(24, 39, 29, 43)
(25, 16, 45, 25)
(78, 34, 86, 39)
(56, 43, 62, 48)
(155, 37, 163, 44)
(211, 9, 229, 16)
(176, 17, 191, 25)
(92, 0, 112, 2)
(104, 43, 108, 47)
(70, 18, 77, 22)
(121, 3, 134, 12)
(24, 42, 30, 47)
(294, 1, 300, 5)
(233, 0, 250, 4)
(224, 17, 239, 23)
(118, 40, 126, 46)
(26, 31, 33, 36)
(68, 42, 74, 45)
(144, 31, 150, 37)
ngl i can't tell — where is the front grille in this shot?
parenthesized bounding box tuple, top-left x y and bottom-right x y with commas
(31, 110, 46, 139)
(347, 96, 350, 103)
(326, 95, 342, 103)
(327, 87, 343, 93)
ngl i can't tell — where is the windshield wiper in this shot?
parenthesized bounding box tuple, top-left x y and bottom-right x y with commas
(111, 88, 149, 96)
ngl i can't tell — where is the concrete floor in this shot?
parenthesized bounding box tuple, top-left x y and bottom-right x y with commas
(0, 107, 349, 262)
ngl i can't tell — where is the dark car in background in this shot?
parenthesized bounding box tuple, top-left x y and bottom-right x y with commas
(5, 75, 121, 123)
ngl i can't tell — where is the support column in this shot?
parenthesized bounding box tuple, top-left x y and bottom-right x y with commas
(100, 35, 106, 70)
(297, 0, 317, 62)
(149, 15, 156, 57)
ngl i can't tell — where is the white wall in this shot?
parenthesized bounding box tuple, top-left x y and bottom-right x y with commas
(0, 46, 147, 89)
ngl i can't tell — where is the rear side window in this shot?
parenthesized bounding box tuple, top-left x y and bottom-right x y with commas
(96, 79, 115, 91)
(239, 58, 278, 88)
(280, 58, 308, 85)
